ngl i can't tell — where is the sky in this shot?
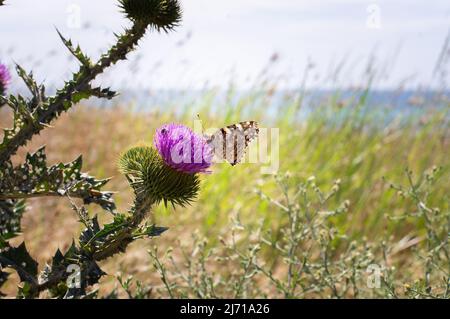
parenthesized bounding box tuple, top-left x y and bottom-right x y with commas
(0, 0, 449, 90)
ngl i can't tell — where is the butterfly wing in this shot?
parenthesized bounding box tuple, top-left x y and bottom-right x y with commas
(207, 121, 259, 166)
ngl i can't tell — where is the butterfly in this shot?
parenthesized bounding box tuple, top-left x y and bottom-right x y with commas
(206, 121, 259, 166)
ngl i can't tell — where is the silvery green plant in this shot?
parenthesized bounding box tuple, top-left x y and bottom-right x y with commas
(148, 170, 448, 299)
(0, 0, 200, 299)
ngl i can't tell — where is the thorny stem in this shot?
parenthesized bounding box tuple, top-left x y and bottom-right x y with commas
(92, 195, 154, 261)
(0, 21, 149, 165)
(32, 193, 155, 297)
(3, 22, 154, 296)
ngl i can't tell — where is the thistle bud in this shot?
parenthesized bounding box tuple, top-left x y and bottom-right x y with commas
(118, 0, 182, 32)
(119, 145, 201, 207)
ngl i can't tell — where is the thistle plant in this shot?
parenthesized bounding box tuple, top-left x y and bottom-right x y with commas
(0, 0, 190, 299)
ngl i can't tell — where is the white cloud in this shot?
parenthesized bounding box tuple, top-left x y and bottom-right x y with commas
(0, 0, 448, 89)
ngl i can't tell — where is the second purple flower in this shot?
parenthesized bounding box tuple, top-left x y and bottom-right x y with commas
(0, 63, 11, 96)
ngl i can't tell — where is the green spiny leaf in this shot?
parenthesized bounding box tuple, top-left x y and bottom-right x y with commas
(15, 64, 47, 109)
(136, 224, 168, 238)
(0, 199, 26, 240)
(0, 242, 38, 284)
(82, 214, 128, 248)
(0, 147, 116, 213)
(56, 29, 92, 67)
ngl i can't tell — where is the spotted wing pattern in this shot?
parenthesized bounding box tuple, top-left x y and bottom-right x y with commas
(207, 121, 259, 166)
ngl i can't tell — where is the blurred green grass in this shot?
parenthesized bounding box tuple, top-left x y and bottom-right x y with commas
(187, 88, 449, 239)
(0, 85, 448, 296)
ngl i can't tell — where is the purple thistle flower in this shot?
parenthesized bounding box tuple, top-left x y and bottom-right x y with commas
(0, 63, 11, 95)
(154, 123, 213, 174)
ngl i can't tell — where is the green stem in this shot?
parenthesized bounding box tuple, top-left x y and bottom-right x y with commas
(0, 21, 149, 165)
(92, 195, 155, 261)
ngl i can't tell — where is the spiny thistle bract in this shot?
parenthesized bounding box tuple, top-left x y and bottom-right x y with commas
(118, 0, 182, 32)
(118, 146, 201, 207)
(0, 63, 11, 95)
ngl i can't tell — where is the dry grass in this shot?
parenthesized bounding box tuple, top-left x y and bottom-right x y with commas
(0, 93, 449, 297)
